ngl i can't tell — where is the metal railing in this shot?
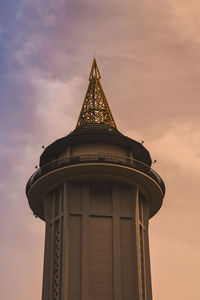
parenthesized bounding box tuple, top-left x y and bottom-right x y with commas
(26, 153, 165, 196)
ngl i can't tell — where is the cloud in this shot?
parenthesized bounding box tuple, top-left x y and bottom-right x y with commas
(150, 121, 200, 173)
(31, 70, 85, 140)
(169, 1, 200, 42)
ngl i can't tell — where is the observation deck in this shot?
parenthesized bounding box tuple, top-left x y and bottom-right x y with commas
(26, 152, 165, 220)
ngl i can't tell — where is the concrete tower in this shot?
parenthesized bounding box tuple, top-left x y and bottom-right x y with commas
(26, 59, 165, 300)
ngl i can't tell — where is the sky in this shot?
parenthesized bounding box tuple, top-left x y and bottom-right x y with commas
(1, 0, 200, 299)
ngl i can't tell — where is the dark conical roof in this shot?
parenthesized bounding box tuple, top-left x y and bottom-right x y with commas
(40, 123, 152, 167)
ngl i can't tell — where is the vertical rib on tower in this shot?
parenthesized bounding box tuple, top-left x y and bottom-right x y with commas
(76, 58, 117, 128)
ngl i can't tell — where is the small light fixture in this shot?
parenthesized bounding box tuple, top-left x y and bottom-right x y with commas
(141, 140, 144, 144)
(35, 165, 38, 169)
(153, 160, 157, 164)
(42, 145, 45, 149)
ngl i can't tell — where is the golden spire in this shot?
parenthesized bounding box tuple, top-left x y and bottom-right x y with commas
(76, 58, 117, 128)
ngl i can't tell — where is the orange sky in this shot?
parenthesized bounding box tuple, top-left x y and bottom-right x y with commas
(1, 1, 200, 299)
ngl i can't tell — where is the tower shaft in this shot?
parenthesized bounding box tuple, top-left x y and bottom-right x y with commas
(42, 181, 152, 300)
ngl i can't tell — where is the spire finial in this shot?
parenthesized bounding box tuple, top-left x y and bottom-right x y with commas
(76, 59, 117, 129)
(89, 58, 101, 80)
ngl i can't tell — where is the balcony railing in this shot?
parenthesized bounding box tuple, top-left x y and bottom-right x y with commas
(26, 153, 165, 196)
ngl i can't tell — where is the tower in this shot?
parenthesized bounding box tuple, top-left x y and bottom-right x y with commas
(26, 59, 165, 300)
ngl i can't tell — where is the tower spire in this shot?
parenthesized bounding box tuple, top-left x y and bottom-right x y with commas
(76, 58, 117, 128)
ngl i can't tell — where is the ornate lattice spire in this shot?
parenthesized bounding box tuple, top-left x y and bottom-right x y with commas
(76, 58, 117, 128)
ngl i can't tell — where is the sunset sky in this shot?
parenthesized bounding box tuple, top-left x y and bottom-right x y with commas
(1, 1, 200, 299)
